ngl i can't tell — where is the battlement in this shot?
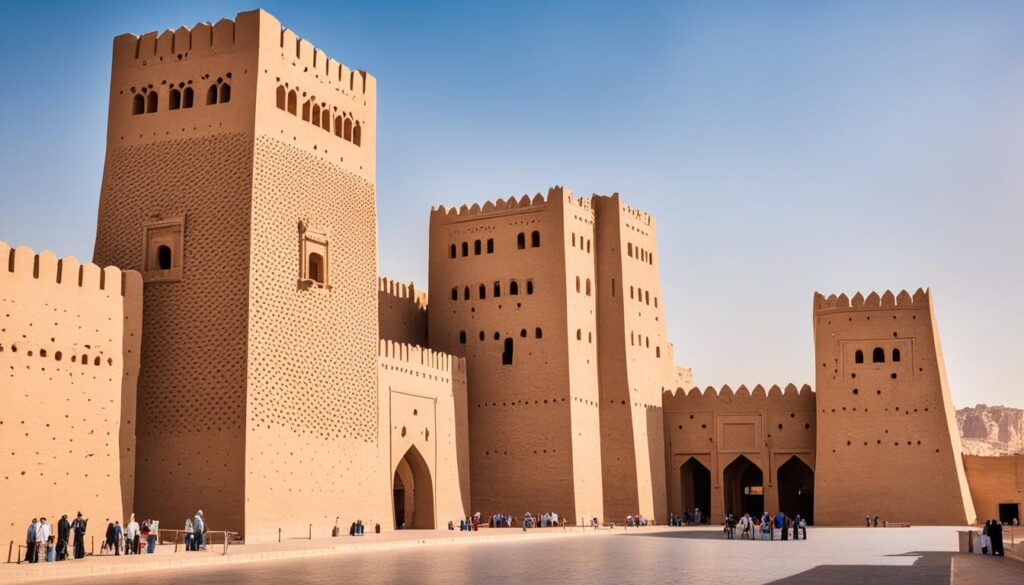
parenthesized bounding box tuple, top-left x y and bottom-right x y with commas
(662, 383, 815, 408)
(1, 241, 142, 298)
(813, 288, 930, 314)
(592, 193, 654, 226)
(378, 340, 465, 375)
(379, 277, 427, 309)
(112, 10, 373, 96)
(431, 186, 582, 222)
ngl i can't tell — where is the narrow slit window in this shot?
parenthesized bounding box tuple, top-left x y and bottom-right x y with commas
(517, 233, 526, 250)
(531, 231, 541, 247)
(474, 240, 482, 255)
(502, 338, 514, 365)
(486, 239, 494, 253)
(479, 284, 487, 299)
(509, 280, 519, 295)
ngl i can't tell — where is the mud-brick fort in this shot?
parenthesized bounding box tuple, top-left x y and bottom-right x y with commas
(2, 9, 1022, 546)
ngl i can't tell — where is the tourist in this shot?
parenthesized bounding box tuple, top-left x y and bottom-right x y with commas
(682, 510, 691, 526)
(193, 510, 205, 551)
(978, 521, 992, 554)
(799, 516, 807, 540)
(184, 517, 194, 550)
(782, 516, 790, 541)
(873, 515, 879, 527)
(793, 515, 802, 540)
(37, 517, 52, 562)
(71, 513, 87, 559)
(866, 514, 871, 528)
(143, 518, 159, 553)
(989, 520, 1004, 556)
(694, 508, 703, 525)
(349, 521, 357, 536)
(56, 514, 71, 560)
(104, 522, 116, 555)
(113, 520, 123, 555)
(125, 514, 140, 554)
(25, 518, 38, 563)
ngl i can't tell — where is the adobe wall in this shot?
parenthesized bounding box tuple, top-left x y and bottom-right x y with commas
(379, 277, 428, 346)
(813, 289, 975, 525)
(95, 10, 384, 542)
(663, 384, 816, 524)
(592, 194, 671, 523)
(0, 242, 142, 548)
(963, 455, 1024, 524)
(379, 342, 470, 528)
(427, 187, 604, 523)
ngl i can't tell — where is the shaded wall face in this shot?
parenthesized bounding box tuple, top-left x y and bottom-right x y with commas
(427, 195, 599, 521)
(813, 298, 974, 525)
(0, 244, 141, 548)
(963, 455, 1024, 524)
(378, 279, 428, 346)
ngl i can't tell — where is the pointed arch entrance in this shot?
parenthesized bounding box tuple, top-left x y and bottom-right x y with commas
(680, 458, 712, 523)
(723, 455, 764, 517)
(393, 445, 435, 529)
(777, 456, 814, 524)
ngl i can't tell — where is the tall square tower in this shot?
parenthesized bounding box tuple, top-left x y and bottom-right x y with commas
(92, 10, 385, 541)
(428, 187, 605, 522)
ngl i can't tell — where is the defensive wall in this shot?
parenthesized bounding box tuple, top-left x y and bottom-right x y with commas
(0, 242, 142, 548)
(663, 384, 816, 524)
(963, 455, 1024, 524)
(379, 277, 428, 347)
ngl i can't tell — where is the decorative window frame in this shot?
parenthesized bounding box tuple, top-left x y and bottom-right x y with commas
(299, 220, 331, 290)
(141, 217, 185, 282)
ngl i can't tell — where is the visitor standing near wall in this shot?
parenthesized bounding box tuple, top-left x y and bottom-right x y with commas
(184, 517, 194, 551)
(193, 510, 205, 551)
(71, 513, 87, 559)
(125, 514, 140, 554)
(36, 517, 51, 562)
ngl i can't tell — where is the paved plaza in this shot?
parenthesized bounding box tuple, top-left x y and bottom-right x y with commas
(7, 525, 1024, 585)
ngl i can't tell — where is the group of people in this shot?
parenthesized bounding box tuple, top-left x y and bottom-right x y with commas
(23, 513, 88, 562)
(100, 515, 158, 555)
(724, 512, 807, 541)
(625, 514, 651, 527)
(668, 509, 706, 526)
(182, 510, 206, 551)
(975, 520, 1006, 556)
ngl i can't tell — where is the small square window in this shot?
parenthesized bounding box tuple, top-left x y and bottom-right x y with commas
(299, 221, 330, 290)
(142, 217, 184, 282)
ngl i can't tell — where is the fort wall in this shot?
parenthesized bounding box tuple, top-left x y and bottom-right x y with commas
(0, 242, 142, 548)
(812, 289, 975, 525)
(963, 455, 1024, 524)
(379, 277, 428, 347)
(663, 384, 816, 524)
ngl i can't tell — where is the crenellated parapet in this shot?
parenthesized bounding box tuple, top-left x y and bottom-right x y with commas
(0, 241, 141, 298)
(431, 189, 556, 223)
(663, 383, 815, 411)
(813, 288, 930, 314)
(379, 277, 427, 309)
(378, 340, 466, 385)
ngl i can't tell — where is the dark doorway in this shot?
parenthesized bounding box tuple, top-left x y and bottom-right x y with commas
(723, 455, 764, 517)
(777, 456, 815, 524)
(680, 458, 712, 523)
(393, 445, 435, 529)
(998, 503, 1020, 525)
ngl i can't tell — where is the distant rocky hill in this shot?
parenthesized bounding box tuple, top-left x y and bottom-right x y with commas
(957, 405, 1024, 456)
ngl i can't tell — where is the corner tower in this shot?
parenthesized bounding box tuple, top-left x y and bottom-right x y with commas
(92, 10, 382, 541)
(812, 289, 974, 525)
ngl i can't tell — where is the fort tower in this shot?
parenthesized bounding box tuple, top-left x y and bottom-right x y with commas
(92, 9, 383, 541)
(812, 289, 975, 525)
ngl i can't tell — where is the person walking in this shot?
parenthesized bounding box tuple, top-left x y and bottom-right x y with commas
(112, 521, 123, 555)
(990, 520, 1004, 556)
(193, 510, 205, 551)
(71, 513, 87, 559)
(25, 519, 38, 563)
(793, 515, 802, 541)
(56, 515, 71, 560)
(125, 514, 140, 554)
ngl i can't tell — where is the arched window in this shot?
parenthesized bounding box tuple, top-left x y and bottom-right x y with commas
(321, 109, 331, 131)
(302, 100, 311, 121)
(517, 233, 526, 250)
(463, 286, 470, 300)
(287, 90, 297, 114)
(461, 242, 469, 257)
(169, 88, 182, 110)
(183, 87, 194, 108)
(576, 276, 581, 293)
(479, 284, 486, 299)
(474, 240, 482, 255)
(451, 287, 458, 301)
(207, 84, 218, 105)
(219, 83, 231, 103)
(535, 328, 543, 339)
(892, 348, 901, 362)
(872, 347, 885, 363)
(307, 252, 324, 284)
(520, 329, 527, 338)
(586, 279, 592, 296)
(312, 104, 322, 127)
(526, 280, 534, 295)
(334, 116, 344, 137)
(459, 330, 467, 344)
(344, 117, 353, 141)
(627, 243, 633, 257)
(855, 350, 864, 364)
(146, 91, 158, 113)
(486, 239, 494, 253)
(353, 122, 362, 146)
(132, 94, 145, 115)
(276, 85, 287, 110)
(449, 244, 457, 259)
(531, 231, 540, 247)
(509, 280, 519, 295)
(493, 281, 501, 297)
(502, 338, 514, 365)
(157, 245, 172, 270)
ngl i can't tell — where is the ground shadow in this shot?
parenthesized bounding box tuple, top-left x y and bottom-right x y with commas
(620, 528, 736, 540)
(767, 551, 954, 584)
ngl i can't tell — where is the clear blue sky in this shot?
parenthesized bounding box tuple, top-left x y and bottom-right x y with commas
(1, 1, 1022, 409)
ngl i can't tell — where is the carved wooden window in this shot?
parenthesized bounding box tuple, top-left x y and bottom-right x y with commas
(299, 222, 330, 290)
(142, 217, 184, 282)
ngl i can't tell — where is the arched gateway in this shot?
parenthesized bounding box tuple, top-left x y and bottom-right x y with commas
(393, 445, 435, 529)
